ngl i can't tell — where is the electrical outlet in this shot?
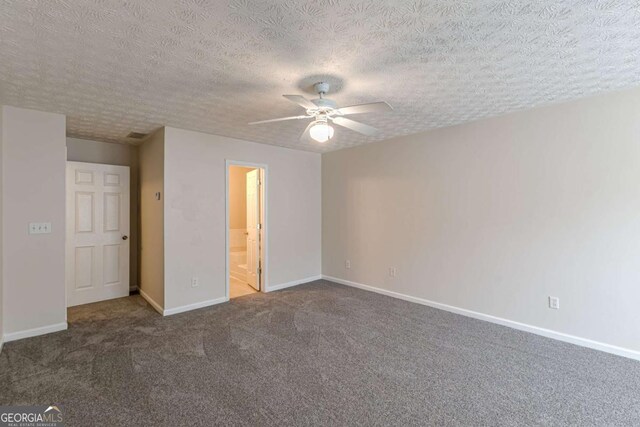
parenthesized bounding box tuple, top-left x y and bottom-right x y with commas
(29, 222, 52, 234)
(191, 277, 199, 288)
(389, 267, 397, 277)
(549, 296, 560, 310)
(345, 260, 351, 269)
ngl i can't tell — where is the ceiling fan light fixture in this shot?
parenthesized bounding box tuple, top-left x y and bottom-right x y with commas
(309, 121, 334, 142)
(249, 82, 392, 143)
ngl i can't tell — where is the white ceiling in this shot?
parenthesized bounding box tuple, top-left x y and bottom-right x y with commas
(1, 1, 639, 152)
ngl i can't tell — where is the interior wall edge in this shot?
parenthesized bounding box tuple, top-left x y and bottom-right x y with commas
(138, 127, 165, 308)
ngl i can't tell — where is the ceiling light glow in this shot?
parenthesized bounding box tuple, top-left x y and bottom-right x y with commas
(309, 122, 334, 142)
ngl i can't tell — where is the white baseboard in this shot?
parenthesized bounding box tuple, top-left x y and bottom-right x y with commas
(139, 288, 164, 315)
(266, 275, 322, 292)
(322, 275, 640, 362)
(163, 297, 228, 316)
(140, 288, 228, 316)
(3, 322, 68, 343)
(129, 285, 139, 292)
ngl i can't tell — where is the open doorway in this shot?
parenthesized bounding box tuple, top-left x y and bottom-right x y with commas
(226, 162, 266, 299)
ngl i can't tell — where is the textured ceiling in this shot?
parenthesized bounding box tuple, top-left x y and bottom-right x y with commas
(1, 1, 639, 152)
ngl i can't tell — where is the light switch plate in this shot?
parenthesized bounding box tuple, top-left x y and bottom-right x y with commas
(29, 222, 52, 234)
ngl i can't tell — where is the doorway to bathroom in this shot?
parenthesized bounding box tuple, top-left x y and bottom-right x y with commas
(226, 161, 266, 299)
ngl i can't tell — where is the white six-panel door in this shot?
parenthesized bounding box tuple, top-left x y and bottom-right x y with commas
(66, 162, 130, 307)
(246, 169, 260, 291)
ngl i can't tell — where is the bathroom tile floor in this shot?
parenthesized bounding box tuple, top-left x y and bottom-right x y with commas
(230, 277, 257, 299)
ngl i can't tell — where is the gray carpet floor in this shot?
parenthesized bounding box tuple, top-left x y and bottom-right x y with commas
(1, 280, 639, 426)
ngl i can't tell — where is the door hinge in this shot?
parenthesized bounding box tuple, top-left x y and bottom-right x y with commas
(257, 223, 262, 230)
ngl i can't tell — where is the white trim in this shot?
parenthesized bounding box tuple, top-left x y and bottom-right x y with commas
(225, 160, 268, 300)
(265, 275, 322, 292)
(163, 296, 228, 316)
(139, 288, 163, 315)
(322, 275, 640, 362)
(137, 288, 228, 316)
(3, 322, 68, 343)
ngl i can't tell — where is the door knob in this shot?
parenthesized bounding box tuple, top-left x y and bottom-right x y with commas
(122, 235, 128, 240)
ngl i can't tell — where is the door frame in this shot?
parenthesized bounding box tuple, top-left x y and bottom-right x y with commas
(225, 160, 268, 300)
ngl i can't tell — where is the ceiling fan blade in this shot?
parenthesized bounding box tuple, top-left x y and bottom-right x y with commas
(248, 115, 310, 125)
(283, 95, 318, 110)
(331, 117, 379, 136)
(299, 121, 315, 142)
(337, 101, 392, 116)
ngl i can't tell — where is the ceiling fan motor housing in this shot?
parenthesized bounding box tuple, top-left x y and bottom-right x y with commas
(314, 81, 330, 95)
(311, 97, 338, 111)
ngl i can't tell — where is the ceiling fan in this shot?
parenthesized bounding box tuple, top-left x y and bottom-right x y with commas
(249, 82, 392, 143)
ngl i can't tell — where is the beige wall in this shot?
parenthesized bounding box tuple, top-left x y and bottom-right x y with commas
(139, 129, 165, 309)
(2, 106, 67, 337)
(163, 127, 321, 310)
(229, 166, 254, 231)
(66, 137, 140, 287)
(322, 87, 640, 354)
